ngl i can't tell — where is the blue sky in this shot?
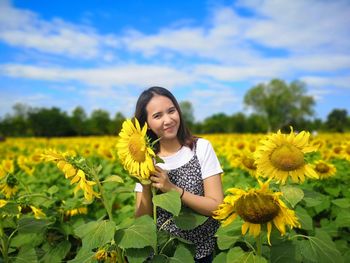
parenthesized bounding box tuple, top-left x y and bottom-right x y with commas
(0, 0, 349, 122)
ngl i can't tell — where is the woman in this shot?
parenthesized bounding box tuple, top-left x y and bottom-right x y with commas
(134, 87, 223, 263)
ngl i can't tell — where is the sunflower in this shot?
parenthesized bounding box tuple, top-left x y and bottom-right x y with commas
(254, 128, 319, 184)
(95, 246, 118, 262)
(0, 174, 18, 198)
(236, 150, 258, 177)
(312, 160, 337, 180)
(0, 199, 7, 208)
(65, 206, 88, 217)
(2, 159, 14, 174)
(41, 150, 100, 202)
(30, 205, 46, 219)
(213, 180, 300, 245)
(116, 118, 156, 183)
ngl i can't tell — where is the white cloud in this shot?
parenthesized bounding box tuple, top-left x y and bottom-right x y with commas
(0, 63, 195, 88)
(239, 0, 350, 53)
(0, 1, 119, 60)
(301, 76, 350, 90)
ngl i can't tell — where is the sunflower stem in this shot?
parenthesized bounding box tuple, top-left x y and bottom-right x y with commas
(0, 221, 9, 263)
(91, 166, 113, 221)
(255, 234, 262, 257)
(151, 186, 158, 255)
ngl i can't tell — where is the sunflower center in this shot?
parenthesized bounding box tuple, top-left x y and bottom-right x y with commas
(270, 144, 304, 171)
(235, 193, 280, 224)
(242, 156, 257, 170)
(315, 163, 330, 173)
(333, 146, 342, 154)
(128, 134, 146, 162)
(6, 175, 18, 187)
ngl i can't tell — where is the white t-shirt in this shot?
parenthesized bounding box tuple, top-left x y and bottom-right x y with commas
(135, 138, 223, 192)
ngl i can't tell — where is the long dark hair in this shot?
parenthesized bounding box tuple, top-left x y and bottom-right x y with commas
(134, 86, 195, 152)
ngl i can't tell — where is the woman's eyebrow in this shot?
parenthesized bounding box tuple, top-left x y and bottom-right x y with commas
(152, 111, 162, 117)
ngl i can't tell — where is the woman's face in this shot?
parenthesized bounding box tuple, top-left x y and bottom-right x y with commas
(146, 94, 180, 141)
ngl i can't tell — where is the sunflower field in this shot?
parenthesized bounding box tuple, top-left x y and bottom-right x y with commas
(0, 131, 349, 263)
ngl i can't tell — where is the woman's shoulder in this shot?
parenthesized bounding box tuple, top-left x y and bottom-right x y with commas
(195, 137, 212, 149)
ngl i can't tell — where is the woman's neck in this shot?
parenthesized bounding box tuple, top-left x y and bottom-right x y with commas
(158, 139, 182, 157)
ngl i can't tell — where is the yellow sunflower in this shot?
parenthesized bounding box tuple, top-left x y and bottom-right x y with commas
(116, 118, 156, 183)
(0, 174, 19, 198)
(30, 205, 46, 219)
(237, 150, 258, 177)
(254, 128, 319, 184)
(213, 180, 300, 245)
(0, 199, 8, 208)
(312, 160, 337, 180)
(42, 150, 100, 202)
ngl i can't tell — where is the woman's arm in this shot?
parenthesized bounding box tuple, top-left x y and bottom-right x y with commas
(135, 184, 153, 217)
(180, 174, 223, 216)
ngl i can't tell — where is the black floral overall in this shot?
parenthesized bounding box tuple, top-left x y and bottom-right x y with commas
(156, 142, 219, 259)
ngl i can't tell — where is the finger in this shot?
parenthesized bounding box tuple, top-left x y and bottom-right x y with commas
(150, 175, 160, 182)
(152, 182, 160, 189)
(155, 165, 165, 173)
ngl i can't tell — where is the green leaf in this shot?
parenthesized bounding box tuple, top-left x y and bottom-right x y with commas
(103, 175, 124, 183)
(168, 244, 194, 263)
(215, 219, 243, 250)
(227, 247, 268, 263)
(67, 248, 95, 263)
(213, 252, 227, 263)
(298, 230, 343, 263)
(313, 197, 330, 214)
(153, 190, 181, 216)
(40, 240, 71, 263)
(0, 201, 20, 216)
(155, 155, 165, 164)
(332, 198, 350, 208)
(295, 206, 313, 231)
(324, 186, 341, 197)
(47, 185, 59, 195)
(335, 209, 350, 228)
(14, 245, 37, 263)
(74, 220, 116, 250)
(152, 255, 168, 263)
(17, 217, 53, 234)
(115, 215, 157, 251)
(280, 185, 304, 208)
(10, 233, 44, 248)
(174, 207, 208, 230)
(125, 247, 153, 263)
(217, 234, 240, 250)
(270, 240, 297, 263)
(302, 190, 327, 207)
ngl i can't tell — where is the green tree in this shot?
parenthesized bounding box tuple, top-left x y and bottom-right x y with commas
(244, 79, 315, 131)
(88, 109, 111, 135)
(326, 109, 348, 132)
(229, 113, 246, 133)
(112, 112, 126, 135)
(7, 103, 31, 136)
(246, 114, 268, 133)
(179, 101, 195, 129)
(71, 106, 87, 136)
(201, 113, 230, 133)
(28, 107, 73, 137)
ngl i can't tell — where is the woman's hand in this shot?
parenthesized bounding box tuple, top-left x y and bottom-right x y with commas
(150, 166, 176, 193)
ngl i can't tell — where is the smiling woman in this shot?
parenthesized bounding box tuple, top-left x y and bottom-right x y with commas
(133, 86, 224, 262)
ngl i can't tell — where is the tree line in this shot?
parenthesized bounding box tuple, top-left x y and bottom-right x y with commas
(1, 79, 349, 137)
